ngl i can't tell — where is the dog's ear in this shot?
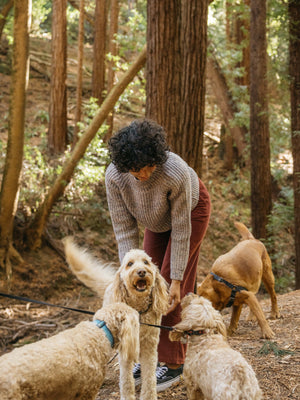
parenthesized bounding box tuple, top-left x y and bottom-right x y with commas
(118, 311, 140, 363)
(151, 269, 169, 315)
(169, 320, 191, 342)
(111, 269, 127, 302)
(213, 310, 227, 337)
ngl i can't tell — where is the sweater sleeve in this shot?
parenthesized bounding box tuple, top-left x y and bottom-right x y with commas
(168, 175, 193, 281)
(105, 171, 139, 263)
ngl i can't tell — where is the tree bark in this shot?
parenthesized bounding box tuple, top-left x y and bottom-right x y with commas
(0, 0, 13, 41)
(25, 47, 147, 250)
(289, 0, 300, 289)
(73, 0, 85, 145)
(206, 56, 247, 160)
(249, 0, 272, 239)
(146, 0, 209, 176)
(0, 0, 31, 276)
(179, 0, 209, 175)
(48, 0, 68, 154)
(106, 0, 120, 139)
(92, 0, 107, 104)
(146, 0, 181, 140)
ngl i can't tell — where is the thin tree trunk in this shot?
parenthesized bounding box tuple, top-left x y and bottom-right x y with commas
(289, 0, 300, 289)
(68, 0, 94, 26)
(0, 0, 13, 40)
(249, 0, 272, 239)
(106, 0, 120, 139)
(92, 0, 107, 104)
(206, 57, 247, 159)
(48, 0, 67, 153)
(0, 0, 31, 276)
(25, 47, 146, 250)
(73, 0, 85, 146)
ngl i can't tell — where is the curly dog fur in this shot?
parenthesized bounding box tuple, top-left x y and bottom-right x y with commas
(197, 222, 280, 338)
(170, 294, 262, 400)
(0, 302, 140, 400)
(64, 239, 169, 400)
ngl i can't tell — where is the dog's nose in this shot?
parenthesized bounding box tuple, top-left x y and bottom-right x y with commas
(138, 269, 146, 278)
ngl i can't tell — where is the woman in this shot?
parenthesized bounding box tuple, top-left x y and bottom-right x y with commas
(105, 118, 211, 392)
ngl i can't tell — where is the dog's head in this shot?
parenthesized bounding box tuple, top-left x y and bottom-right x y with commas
(169, 293, 227, 342)
(111, 249, 169, 315)
(197, 275, 228, 310)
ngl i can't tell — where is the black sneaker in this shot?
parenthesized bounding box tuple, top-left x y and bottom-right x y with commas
(133, 363, 141, 386)
(156, 364, 183, 392)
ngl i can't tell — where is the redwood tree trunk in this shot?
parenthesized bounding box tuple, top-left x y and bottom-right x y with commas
(289, 0, 300, 289)
(249, 0, 272, 239)
(106, 0, 120, 139)
(92, 0, 107, 104)
(73, 0, 85, 145)
(146, 0, 210, 176)
(146, 0, 181, 142)
(48, 0, 67, 154)
(179, 0, 209, 175)
(0, 0, 31, 275)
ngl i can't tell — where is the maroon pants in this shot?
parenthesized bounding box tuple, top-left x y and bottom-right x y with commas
(143, 179, 211, 364)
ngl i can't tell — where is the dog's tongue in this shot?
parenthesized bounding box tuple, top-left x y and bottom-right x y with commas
(136, 280, 147, 291)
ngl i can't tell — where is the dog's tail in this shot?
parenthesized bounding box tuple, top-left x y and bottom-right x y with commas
(234, 221, 255, 240)
(63, 237, 116, 298)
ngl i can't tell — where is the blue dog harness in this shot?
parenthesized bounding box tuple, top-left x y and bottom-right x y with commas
(210, 272, 248, 308)
(93, 319, 115, 348)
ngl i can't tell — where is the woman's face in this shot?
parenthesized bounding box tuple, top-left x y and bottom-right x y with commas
(129, 165, 156, 181)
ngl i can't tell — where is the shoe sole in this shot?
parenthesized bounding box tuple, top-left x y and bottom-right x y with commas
(134, 377, 141, 386)
(156, 374, 183, 392)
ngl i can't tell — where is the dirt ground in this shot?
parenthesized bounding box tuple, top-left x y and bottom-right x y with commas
(0, 246, 299, 400)
(0, 35, 298, 400)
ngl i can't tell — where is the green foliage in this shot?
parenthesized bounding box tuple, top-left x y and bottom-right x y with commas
(208, 0, 291, 167)
(258, 341, 294, 357)
(266, 185, 295, 292)
(117, 4, 146, 56)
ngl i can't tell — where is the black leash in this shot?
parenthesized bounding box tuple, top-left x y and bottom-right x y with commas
(140, 321, 174, 331)
(0, 292, 94, 315)
(0, 292, 173, 331)
(0, 291, 205, 337)
(210, 272, 248, 307)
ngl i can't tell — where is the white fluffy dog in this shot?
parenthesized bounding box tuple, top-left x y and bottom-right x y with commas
(169, 294, 262, 400)
(0, 302, 139, 400)
(64, 238, 169, 400)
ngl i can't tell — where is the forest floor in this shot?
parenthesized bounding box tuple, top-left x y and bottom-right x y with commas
(0, 36, 299, 399)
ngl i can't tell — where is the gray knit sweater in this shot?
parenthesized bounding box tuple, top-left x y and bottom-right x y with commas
(105, 152, 200, 280)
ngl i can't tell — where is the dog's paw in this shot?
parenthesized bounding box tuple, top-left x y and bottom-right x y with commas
(270, 310, 281, 320)
(246, 310, 257, 322)
(227, 326, 236, 336)
(261, 327, 275, 339)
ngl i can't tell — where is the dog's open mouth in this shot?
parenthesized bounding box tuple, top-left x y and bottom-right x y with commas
(134, 279, 147, 292)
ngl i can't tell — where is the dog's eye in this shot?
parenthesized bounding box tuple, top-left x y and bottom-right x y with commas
(127, 261, 133, 267)
(144, 260, 149, 265)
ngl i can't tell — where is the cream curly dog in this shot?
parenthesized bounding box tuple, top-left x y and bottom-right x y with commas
(0, 302, 139, 400)
(64, 238, 169, 400)
(197, 222, 280, 338)
(170, 294, 262, 400)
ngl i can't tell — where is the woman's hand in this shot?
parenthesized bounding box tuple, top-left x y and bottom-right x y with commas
(167, 280, 181, 314)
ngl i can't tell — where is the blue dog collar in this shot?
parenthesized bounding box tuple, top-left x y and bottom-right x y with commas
(93, 319, 115, 348)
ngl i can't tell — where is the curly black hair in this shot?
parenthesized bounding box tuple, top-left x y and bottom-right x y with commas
(108, 119, 170, 172)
